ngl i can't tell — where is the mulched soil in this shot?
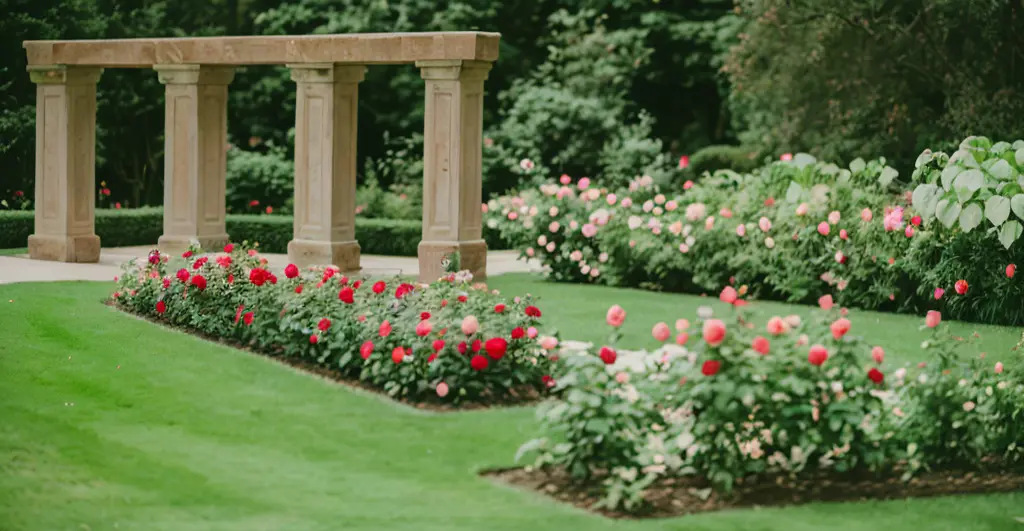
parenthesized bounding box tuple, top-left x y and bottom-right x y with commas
(105, 301, 542, 412)
(484, 465, 1024, 519)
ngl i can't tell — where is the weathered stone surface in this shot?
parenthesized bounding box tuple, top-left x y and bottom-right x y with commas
(417, 240, 487, 283)
(287, 240, 361, 273)
(24, 32, 500, 67)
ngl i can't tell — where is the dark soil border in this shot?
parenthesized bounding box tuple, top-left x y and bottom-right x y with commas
(105, 300, 544, 412)
(483, 465, 1024, 519)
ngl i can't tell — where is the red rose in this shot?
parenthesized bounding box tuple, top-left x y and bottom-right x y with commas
(190, 274, 207, 290)
(243, 311, 254, 326)
(249, 268, 270, 286)
(511, 327, 525, 340)
(234, 305, 245, 324)
(701, 359, 721, 376)
(867, 368, 884, 384)
(494, 304, 506, 313)
(458, 295, 468, 303)
(599, 346, 617, 365)
(911, 215, 922, 227)
(427, 353, 437, 363)
(392, 347, 406, 364)
(420, 312, 431, 320)
(162, 278, 171, 289)
(471, 339, 482, 352)
(339, 287, 354, 304)
(808, 344, 829, 366)
(525, 305, 542, 318)
(541, 375, 555, 388)
(176, 268, 190, 283)
(284, 263, 299, 279)
(954, 279, 969, 295)
(360, 340, 374, 359)
(322, 269, 336, 282)
(339, 276, 349, 286)
(224, 243, 234, 253)
(182, 250, 192, 258)
(295, 284, 303, 294)
(269, 274, 277, 285)
(309, 334, 318, 344)
(318, 318, 331, 332)
(352, 280, 361, 289)
(156, 300, 166, 314)
(433, 339, 445, 352)
(485, 337, 508, 359)
(470, 355, 489, 371)
(372, 281, 386, 294)
(1008, 264, 1017, 278)
(457, 341, 468, 354)
(395, 283, 415, 298)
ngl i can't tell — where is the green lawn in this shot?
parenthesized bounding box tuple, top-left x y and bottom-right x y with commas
(0, 247, 27, 256)
(1, 279, 1022, 531)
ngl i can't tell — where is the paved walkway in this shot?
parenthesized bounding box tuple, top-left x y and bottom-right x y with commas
(0, 246, 541, 285)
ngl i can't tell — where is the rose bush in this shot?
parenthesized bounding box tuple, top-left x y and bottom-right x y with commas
(517, 292, 1024, 512)
(112, 244, 556, 406)
(487, 143, 1024, 325)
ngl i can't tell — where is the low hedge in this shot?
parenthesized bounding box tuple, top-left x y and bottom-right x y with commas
(0, 208, 510, 255)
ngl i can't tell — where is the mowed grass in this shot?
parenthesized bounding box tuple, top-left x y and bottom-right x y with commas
(1, 280, 1022, 531)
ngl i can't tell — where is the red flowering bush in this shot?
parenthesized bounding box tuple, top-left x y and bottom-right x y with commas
(518, 290, 1024, 511)
(112, 244, 554, 406)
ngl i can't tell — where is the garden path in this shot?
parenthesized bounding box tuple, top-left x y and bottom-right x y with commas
(0, 246, 541, 284)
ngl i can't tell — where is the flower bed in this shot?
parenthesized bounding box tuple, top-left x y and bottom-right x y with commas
(504, 291, 1024, 516)
(486, 137, 1024, 326)
(111, 244, 556, 408)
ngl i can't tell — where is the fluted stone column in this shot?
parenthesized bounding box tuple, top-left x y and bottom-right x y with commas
(416, 60, 492, 282)
(27, 65, 103, 262)
(154, 65, 234, 255)
(287, 64, 364, 272)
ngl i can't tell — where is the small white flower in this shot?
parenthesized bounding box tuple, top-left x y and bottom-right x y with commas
(830, 381, 844, 394)
(963, 401, 976, 412)
(917, 374, 928, 384)
(697, 306, 713, 319)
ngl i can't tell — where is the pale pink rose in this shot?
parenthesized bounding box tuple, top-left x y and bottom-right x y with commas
(669, 221, 684, 235)
(685, 203, 707, 222)
(736, 224, 747, 237)
(526, 248, 535, 257)
(925, 310, 941, 328)
(461, 315, 480, 335)
(599, 252, 609, 263)
(582, 224, 598, 238)
(481, 203, 488, 213)
(606, 305, 627, 327)
(655, 194, 666, 205)
(570, 250, 583, 262)
(549, 206, 559, 216)
(703, 319, 727, 346)
(872, 346, 885, 364)
(883, 206, 904, 231)
(519, 158, 534, 171)
(861, 208, 873, 222)
(652, 322, 671, 342)
(578, 177, 591, 190)
(796, 334, 809, 346)
(643, 200, 654, 213)
(683, 180, 694, 190)
(545, 242, 556, 252)
(436, 382, 449, 397)
(569, 220, 579, 230)
(621, 197, 634, 208)
(765, 237, 775, 249)
(784, 315, 802, 328)
(508, 212, 518, 220)
(606, 193, 618, 205)
(549, 221, 560, 233)
(665, 200, 678, 211)
(834, 250, 845, 263)
(640, 175, 654, 187)
(628, 216, 643, 230)
(580, 264, 591, 276)
(527, 326, 538, 339)
(675, 332, 689, 345)
(540, 336, 558, 350)
(839, 229, 848, 240)
(905, 225, 914, 238)
(678, 243, 690, 253)
(934, 287, 945, 299)
(759, 217, 772, 232)
(675, 318, 690, 331)
(766, 316, 788, 335)
(559, 174, 571, 185)
(615, 372, 630, 384)
(817, 221, 830, 236)
(537, 235, 547, 246)
(796, 203, 809, 216)
(963, 401, 976, 412)
(590, 268, 600, 278)
(828, 211, 841, 225)
(719, 207, 733, 218)
(629, 240, 637, 248)
(818, 294, 834, 310)
(995, 362, 1004, 374)
(529, 206, 538, 216)
(704, 216, 716, 230)
(652, 207, 663, 216)
(780, 153, 793, 161)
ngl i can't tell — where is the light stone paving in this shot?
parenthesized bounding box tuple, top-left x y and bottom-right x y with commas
(0, 246, 541, 285)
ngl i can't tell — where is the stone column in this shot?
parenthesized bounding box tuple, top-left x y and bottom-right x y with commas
(154, 65, 234, 255)
(27, 65, 103, 262)
(286, 64, 364, 272)
(416, 60, 492, 282)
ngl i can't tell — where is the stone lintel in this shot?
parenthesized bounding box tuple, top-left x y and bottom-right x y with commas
(154, 64, 235, 85)
(287, 64, 367, 84)
(27, 65, 102, 85)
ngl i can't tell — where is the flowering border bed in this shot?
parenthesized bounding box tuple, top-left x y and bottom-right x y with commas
(505, 291, 1024, 516)
(111, 244, 560, 409)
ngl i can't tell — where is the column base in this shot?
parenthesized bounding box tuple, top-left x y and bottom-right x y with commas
(158, 233, 230, 256)
(417, 240, 487, 283)
(28, 234, 101, 263)
(288, 239, 361, 273)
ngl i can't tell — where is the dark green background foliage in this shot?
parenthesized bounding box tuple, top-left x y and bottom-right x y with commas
(0, 209, 508, 255)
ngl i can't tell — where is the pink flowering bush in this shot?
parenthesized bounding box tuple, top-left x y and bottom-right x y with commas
(517, 293, 1024, 512)
(112, 244, 555, 406)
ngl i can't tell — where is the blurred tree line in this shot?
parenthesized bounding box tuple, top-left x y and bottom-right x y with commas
(2, 0, 1022, 210)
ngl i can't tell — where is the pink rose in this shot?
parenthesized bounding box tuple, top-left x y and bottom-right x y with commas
(817, 221, 830, 236)
(702, 319, 727, 347)
(861, 208, 873, 222)
(461, 315, 480, 335)
(830, 318, 851, 340)
(766, 316, 788, 336)
(925, 310, 941, 328)
(818, 294, 834, 310)
(539, 336, 559, 350)
(606, 305, 626, 327)
(652, 322, 671, 342)
(871, 346, 885, 364)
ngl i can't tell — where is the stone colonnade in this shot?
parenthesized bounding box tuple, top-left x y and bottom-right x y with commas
(23, 33, 498, 281)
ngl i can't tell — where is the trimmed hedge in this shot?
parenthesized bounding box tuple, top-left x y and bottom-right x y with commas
(686, 144, 762, 178)
(0, 208, 509, 255)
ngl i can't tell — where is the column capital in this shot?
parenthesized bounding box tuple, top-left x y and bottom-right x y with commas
(416, 60, 491, 81)
(287, 64, 366, 84)
(154, 65, 235, 86)
(28, 65, 102, 85)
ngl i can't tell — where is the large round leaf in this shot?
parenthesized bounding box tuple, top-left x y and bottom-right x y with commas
(940, 165, 962, 189)
(987, 159, 1014, 180)
(985, 195, 1011, 227)
(1011, 194, 1024, 220)
(999, 220, 1023, 249)
(849, 158, 866, 173)
(1016, 148, 1024, 168)
(958, 203, 983, 233)
(935, 199, 962, 228)
(911, 184, 942, 221)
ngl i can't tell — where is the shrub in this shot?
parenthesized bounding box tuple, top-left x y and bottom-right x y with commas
(112, 243, 554, 406)
(518, 296, 1024, 512)
(685, 144, 761, 178)
(0, 207, 163, 249)
(225, 145, 295, 214)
